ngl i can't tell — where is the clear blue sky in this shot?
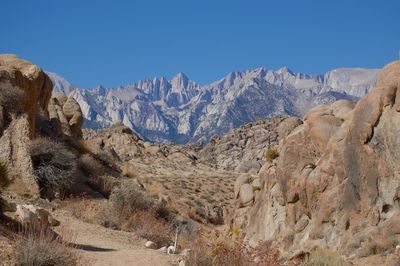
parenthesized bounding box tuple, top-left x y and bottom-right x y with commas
(1, 0, 399, 88)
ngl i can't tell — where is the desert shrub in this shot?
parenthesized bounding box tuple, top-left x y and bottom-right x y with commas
(14, 226, 79, 266)
(186, 233, 251, 266)
(63, 197, 120, 230)
(0, 158, 9, 188)
(30, 138, 78, 198)
(264, 148, 279, 162)
(78, 154, 104, 177)
(125, 210, 174, 247)
(86, 175, 119, 197)
(79, 140, 95, 154)
(110, 184, 153, 218)
(185, 235, 213, 266)
(121, 163, 137, 178)
(248, 240, 280, 266)
(211, 240, 251, 266)
(63, 136, 93, 155)
(307, 247, 348, 266)
(0, 85, 25, 114)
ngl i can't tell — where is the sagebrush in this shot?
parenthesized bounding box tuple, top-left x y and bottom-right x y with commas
(30, 138, 77, 198)
(14, 226, 79, 266)
(110, 184, 153, 218)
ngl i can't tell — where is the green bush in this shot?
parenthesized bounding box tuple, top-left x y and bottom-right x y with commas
(264, 148, 279, 162)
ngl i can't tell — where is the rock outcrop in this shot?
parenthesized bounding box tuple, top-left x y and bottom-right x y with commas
(48, 92, 83, 138)
(0, 54, 52, 135)
(15, 204, 60, 227)
(0, 55, 53, 196)
(197, 117, 302, 174)
(231, 61, 400, 261)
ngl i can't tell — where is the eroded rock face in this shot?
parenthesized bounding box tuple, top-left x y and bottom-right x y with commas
(232, 61, 400, 260)
(0, 54, 52, 135)
(0, 55, 53, 196)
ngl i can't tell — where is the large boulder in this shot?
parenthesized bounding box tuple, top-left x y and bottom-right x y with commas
(232, 61, 400, 262)
(0, 54, 52, 135)
(0, 55, 53, 195)
(15, 204, 60, 227)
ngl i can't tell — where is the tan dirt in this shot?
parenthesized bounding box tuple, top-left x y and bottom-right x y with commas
(54, 211, 178, 266)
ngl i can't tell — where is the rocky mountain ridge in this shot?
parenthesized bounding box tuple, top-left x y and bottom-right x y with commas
(48, 66, 379, 143)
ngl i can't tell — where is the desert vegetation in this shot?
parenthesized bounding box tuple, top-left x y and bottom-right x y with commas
(30, 138, 78, 199)
(0, 85, 25, 114)
(13, 226, 79, 266)
(264, 148, 279, 162)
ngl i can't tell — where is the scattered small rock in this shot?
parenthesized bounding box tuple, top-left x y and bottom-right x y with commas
(158, 246, 168, 253)
(167, 245, 176, 254)
(145, 240, 157, 249)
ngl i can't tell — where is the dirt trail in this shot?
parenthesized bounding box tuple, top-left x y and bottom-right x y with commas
(55, 211, 178, 266)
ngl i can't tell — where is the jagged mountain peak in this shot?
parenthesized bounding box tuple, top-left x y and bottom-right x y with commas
(48, 65, 379, 143)
(276, 66, 294, 75)
(170, 72, 190, 89)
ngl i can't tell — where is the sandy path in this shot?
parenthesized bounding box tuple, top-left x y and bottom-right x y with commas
(54, 211, 178, 266)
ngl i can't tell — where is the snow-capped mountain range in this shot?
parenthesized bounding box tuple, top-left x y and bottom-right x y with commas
(47, 66, 379, 143)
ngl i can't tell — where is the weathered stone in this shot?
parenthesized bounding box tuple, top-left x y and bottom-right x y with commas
(48, 92, 83, 138)
(0, 54, 52, 135)
(239, 184, 254, 206)
(0, 55, 53, 196)
(234, 174, 250, 199)
(232, 61, 400, 260)
(197, 117, 297, 173)
(15, 204, 59, 227)
(145, 240, 157, 249)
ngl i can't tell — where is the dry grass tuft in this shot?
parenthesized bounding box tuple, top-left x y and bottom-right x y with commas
(307, 247, 348, 266)
(185, 233, 282, 266)
(264, 148, 279, 162)
(14, 226, 79, 266)
(124, 210, 174, 247)
(185, 233, 251, 266)
(62, 197, 120, 230)
(109, 184, 153, 217)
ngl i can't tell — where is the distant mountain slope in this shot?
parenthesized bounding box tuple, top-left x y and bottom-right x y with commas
(48, 67, 379, 143)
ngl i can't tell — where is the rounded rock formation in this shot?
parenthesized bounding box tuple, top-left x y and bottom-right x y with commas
(232, 61, 400, 262)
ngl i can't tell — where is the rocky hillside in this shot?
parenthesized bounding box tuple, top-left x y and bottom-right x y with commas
(82, 123, 240, 225)
(49, 67, 379, 143)
(231, 60, 400, 264)
(195, 117, 302, 174)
